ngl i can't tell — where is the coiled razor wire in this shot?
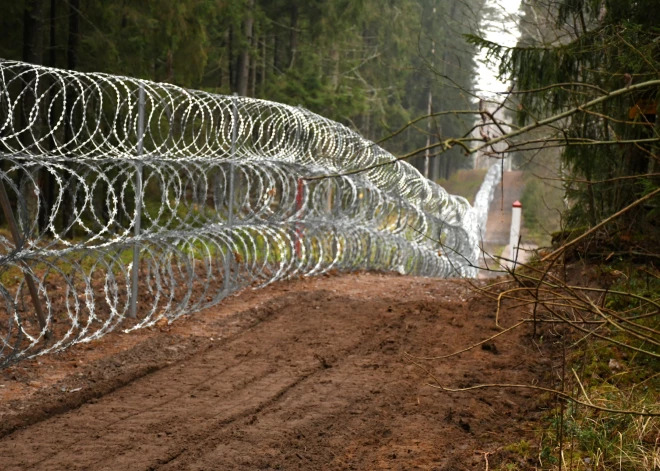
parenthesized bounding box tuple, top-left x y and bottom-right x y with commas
(0, 60, 480, 366)
(473, 161, 503, 241)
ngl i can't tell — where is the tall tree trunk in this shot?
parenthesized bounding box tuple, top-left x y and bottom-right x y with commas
(20, 0, 46, 149)
(249, 32, 256, 97)
(18, 0, 46, 235)
(443, 154, 452, 181)
(236, 0, 254, 96)
(67, 0, 80, 71)
(331, 47, 339, 89)
(288, 2, 298, 69)
(273, 34, 280, 73)
(228, 25, 235, 91)
(165, 48, 174, 83)
(260, 35, 266, 95)
(219, 30, 230, 90)
(23, 0, 46, 65)
(249, 57, 256, 97)
(48, 0, 56, 67)
(63, 0, 80, 239)
(38, 0, 58, 233)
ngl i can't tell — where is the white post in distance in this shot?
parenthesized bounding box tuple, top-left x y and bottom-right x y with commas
(510, 200, 522, 268)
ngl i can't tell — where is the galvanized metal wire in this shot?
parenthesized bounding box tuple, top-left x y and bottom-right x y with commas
(0, 60, 479, 366)
(474, 161, 503, 241)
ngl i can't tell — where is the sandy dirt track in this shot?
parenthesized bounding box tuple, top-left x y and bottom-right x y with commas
(484, 170, 525, 248)
(0, 273, 543, 470)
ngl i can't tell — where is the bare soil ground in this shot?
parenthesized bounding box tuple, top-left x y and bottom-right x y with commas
(0, 273, 543, 470)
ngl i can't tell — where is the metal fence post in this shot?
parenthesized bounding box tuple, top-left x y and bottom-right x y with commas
(364, 192, 373, 267)
(294, 177, 304, 258)
(333, 180, 342, 263)
(129, 84, 145, 319)
(224, 93, 238, 293)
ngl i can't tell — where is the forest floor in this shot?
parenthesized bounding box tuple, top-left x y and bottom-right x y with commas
(0, 272, 545, 470)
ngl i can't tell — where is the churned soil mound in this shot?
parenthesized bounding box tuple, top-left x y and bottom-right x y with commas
(0, 273, 544, 470)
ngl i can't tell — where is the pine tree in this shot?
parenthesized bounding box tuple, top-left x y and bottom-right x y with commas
(469, 0, 660, 232)
(1, 0, 487, 181)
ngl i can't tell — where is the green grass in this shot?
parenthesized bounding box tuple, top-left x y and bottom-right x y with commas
(520, 173, 564, 247)
(436, 169, 488, 204)
(498, 264, 660, 470)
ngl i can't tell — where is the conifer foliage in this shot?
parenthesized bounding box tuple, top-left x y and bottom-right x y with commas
(0, 0, 486, 179)
(470, 0, 660, 233)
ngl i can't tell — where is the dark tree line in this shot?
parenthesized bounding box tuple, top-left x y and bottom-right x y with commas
(472, 0, 660, 234)
(1, 0, 488, 180)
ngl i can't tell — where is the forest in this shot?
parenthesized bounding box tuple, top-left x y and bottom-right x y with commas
(467, 1, 660, 468)
(0, 0, 488, 179)
(2, 1, 660, 469)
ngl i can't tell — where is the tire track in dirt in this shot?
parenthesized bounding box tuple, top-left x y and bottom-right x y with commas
(1, 274, 544, 470)
(0, 300, 278, 440)
(2, 291, 386, 470)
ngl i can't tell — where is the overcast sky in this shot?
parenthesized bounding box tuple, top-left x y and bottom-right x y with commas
(474, 0, 522, 99)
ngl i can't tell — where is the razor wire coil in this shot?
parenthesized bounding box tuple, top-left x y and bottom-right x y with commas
(473, 161, 503, 241)
(0, 60, 479, 367)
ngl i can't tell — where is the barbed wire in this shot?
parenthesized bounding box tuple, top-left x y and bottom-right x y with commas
(0, 60, 481, 366)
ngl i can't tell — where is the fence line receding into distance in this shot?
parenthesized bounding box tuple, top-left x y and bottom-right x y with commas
(0, 60, 485, 366)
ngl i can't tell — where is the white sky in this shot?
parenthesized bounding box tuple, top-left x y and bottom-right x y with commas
(474, 0, 522, 100)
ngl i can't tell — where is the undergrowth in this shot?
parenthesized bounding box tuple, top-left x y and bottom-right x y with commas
(519, 173, 564, 248)
(493, 260, 660, 470)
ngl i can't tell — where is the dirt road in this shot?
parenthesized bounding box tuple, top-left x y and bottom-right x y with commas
(0, 273, 542, 470)
(484, 170, 526, 249)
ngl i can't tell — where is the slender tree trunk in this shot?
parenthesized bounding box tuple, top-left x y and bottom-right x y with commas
(249, 61, 256, 97)
(220, 31, 230, 90)
(424, 85, 432, 179)
(288, 2, 298, 70)
(273, 34, 280, 73)
(165, 48, 174, 82)
(19, 0, 46, 235)
(38, 0, 58, 233)
(67, 0, 80, 71)
(586, 162, 598, 226)
(63, 0, 80, 239)
(260, 35, 266, 95)
(228, 25, 234, 91)
(23, 0, 46, 65)
(444, 154, 452, 181)
(48, 0, 56, 67)
(331, 47, 340, 89)
(249, 32, 256, 97)
(236, 0, 254, 96)
(20, 0, 46, 150)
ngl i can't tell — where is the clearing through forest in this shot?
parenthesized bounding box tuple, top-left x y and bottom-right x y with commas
(0, 273, 542, 470)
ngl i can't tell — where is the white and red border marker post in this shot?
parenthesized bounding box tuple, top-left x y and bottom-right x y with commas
(510, 200, 522, 267)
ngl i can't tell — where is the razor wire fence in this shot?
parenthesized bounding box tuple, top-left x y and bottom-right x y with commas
(0, 59, 480, 366)
(473, 161, 503, 241)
